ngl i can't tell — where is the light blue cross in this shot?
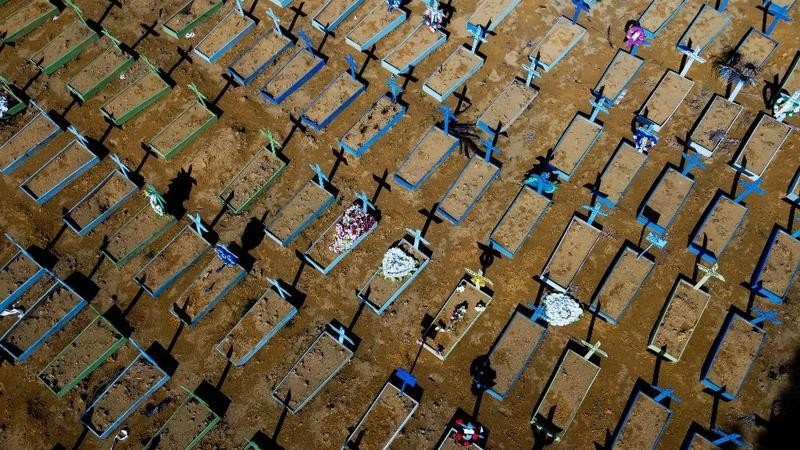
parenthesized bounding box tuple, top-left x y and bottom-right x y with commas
(480, 138, 499, 162)
(582, 202, 608, 226)
(66, 125, 90, 148)
(386, 76, 403, 102)
(355, 191, 373, 213)
(751, 308, 781, 326)
(438, 103, 456, 135)
(269, 278, 290, 299)
(571, 0, 592, 24)
(298, 29, 314, 50)
(677, 44, 706, 77)
(333, 325, 355, 346)
(187, 213, 208, 235)
(525, 172, 557, 195)
(522, 60, 541, 86)
(110, 154, 131, 177)
(345, 54, 358, 79)
(405, 228, 429, 249)
(764, 1, 794, 35)
(234, 0, 244, 16)
(681, 151, 705, 177)
(310, 163, 328, 185)
(639, 231, 667, 257)
(529, 303, 547, 323)
(467, 23, 487, 54)
(710, 428, 745, 447)
(267, 8, 282, 34)
(734, 177, 765, 204)
(589, 96, 610, 122)
(652, 385, 681, 403)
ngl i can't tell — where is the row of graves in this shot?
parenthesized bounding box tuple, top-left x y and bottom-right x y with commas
(0, 0, 799, 448)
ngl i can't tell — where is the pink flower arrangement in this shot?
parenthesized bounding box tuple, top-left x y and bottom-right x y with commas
(329, 204, 377, 254)
(625, 25, 646, 48)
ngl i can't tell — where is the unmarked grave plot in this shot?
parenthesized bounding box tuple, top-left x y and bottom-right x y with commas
(340, 94, 405, 157)
(381, 22, 447, 75)
(688, 94, 742, 157)
(423, 46, 484, 102)
(540, 216, 601, 293)
(63, 169, 139, 237)
(67, 43, 135, 102)
(28, 20, 98, 75)
(529, 16, 585, 72)
(147, 99, 219, 160)
(701, 311, 767, 400)
(597, 141, 647, 206)
(648, 278, 711, 362)
(734, 28, 778, 69)
(345, 1, 407, 51)
(343, 372, 419, 448)
(0, 273, 56, 337)
(227, 29, 293, 85)
(688, 193, 747, 263)
(466, 0, 522, 32)
(394, 126, 459, 191)
(639, 70, 694, 131)
(637, 166, 694, 234)
(638, 0, 687, 37)
(0, 0, 58, 44)
(301, 71, 365, 131)
(162, 0, 224, 39)
(134, 225, 211, 298)
(219, 142, 287, 214)
(437, 156, 499, 225)
(144, 388, 220, 449)
(19, 138, 100, 205)
(103, 203, 177, 267)
(171, 250, 247, 327)
(477, 78, 538, 134)
(264, 175, 336, 247)
(751, 227, 800, 303)
(421, 277, 492, 360)
(488, 183, 551, 257)
(549, 114, 603, 181)
(0, 106, 61, 174)
(611, 388, 672, 449)
(589, 244, 654, 325)
(311, 0, 364, 33)
(0, 246, 46, 310)
(261, 46, 326, 104)
(194, 9, 257, 63)
(731, 113, 791, 179)
(677, 5, 731, 55)
(593, 49, 644, 104)
(100, 69, 171, 126)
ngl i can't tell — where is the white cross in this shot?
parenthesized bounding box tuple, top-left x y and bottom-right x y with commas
(694, 263, 725, 290)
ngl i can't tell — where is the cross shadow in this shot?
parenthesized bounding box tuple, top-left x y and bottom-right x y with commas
(194, 380, 231, 417)
(167, 46, 194, 76)
(652, 355, 663, 386)
(44, 223, 69, 251)
(371, 170, 391, 204)
(586, 302, 599, 342)
(70, 428, 88, 450)
(135, 147, 152, 174)
(288, 3, 307, 34)
(401, 66, 418, 89)
(282, 114, 307, 148)
(100, 122, 118, 144)
(62, 97, 79, 117)
(359, 46, 378, 78)
(133, 22, 160, 50)
(476, 242, 501, 274)
(328, 147, 348, 181)
(763, 72, 781, 108)
(419, 203, 443, 237)
(122, 286, 145, 318)
(248, 431, 284, 450)
(97, 0, 123, 25)
(454, 85, 472, 115)
(166, 321, 184, 354)
(215, 348, 234, 390)
(212, 73, 235, 106)
(22, 71, 42, 92)
(145, 341, 179, 376)
(291, 249, 307, 288)
(87, 253, 106, 281)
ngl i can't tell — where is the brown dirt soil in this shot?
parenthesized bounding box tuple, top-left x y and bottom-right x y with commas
(67, 171, 135, 230)
(550, 115, 603, 176)
(734, 114, 790, 175)
(641, 70, 694, 126)
(490, 186, 550, 253)
(383, 23, 443, 70)
(137, 227, 209, 292)
(691, 195, 747, 258)
(102, 71, 167, 119)
(165, 0, 220, 32)
(303, 73, 363, 125)
(544, 217, 601, 289)
(592, 246, 654, 321)
(690, 95, 742, 153)
(468, 0, 517, 28)
(359, 240, 424, 308)
(736, 28, 777, 67)
(595, 50, 643, 101)
(705, 314, 765, 395)
(39, 317, 123, 393)
(0, 0, 55, 37)
(479, 78, 538, 133)
(104, 204, 174, 262)
(599, 142, 647, 204)
(196, 10, 253, 58)
(613, 392, 670, 449)
(423, 280, 491, 358)
(346, 3, 401, 48)
(533, 349, 600, 434)
(488, 311, 545, 396)
(0, 273, 55, 336)
(217, 289, 295, 363)
(2, 283, 81, 354)
(149, 101, 215, 153)
(424, 46, 483, 97)
(341, 94, 403, 150)
(313, 0, 354, 29)
(639, 0, 685, 33)
(266, 180, 333, 242)
(22, 140, 94, 198)
(263, 47, 320, 98)
(68, 45, 131, 95)
(347, 383, 416, 449)
(680, 4, 729, 51)
(149, 395, 216, 449)
(649, 280, 711, 361)
(438, 157, 497, 221)
(174, 258, 243, 322)
(228, 29, 289, 78)
(0, 251, 41, 299)
(533, 17, 584, 67)
(273, 331, 351, 411)
(31, 22, 95, 69)
(760, 230, 800, 297)
(0, 113, 57, 169)
(644, 168, 694, 230)
(394, 127, 457, 187)
(220, 148, 285, 211)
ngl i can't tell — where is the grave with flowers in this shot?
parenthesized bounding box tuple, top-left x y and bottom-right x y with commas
(162, 0, 225, 39)
(588, 242, 655, 325)
(261, 29, 326, 104)
(610, 383, 678, 448)
(488, 171, 554, 258)
(547, 113, 603, 181)
(730, 112, 791, 179)
(216, 278, 299, 366)
(393, 104, 460, 191)
(687, 185, 752, 263)
(637, 70, 694, 133)
(340, 76, 406, 157)
(133, 213, 212, 298)
(773, 51, 800, 122)
(381, 1, 448, 75)
(219, 129, 288, 215)
(647, 275, 713, 362)
(637, 0, 687, 38)
(0, 75, 26, 119)
(750, 224, 800, 304)
(301, 55, 366, 131)
(102, 185, 177, 267)
(147, 83, 220, 160)
(272, 321, 359, 413)
(100, 58, 172, 126)
(527, 16, 585, 75)
(357, 228, 432, 314)
(63, 154, 140, 237)
(420, 269, 493, 360)
(345, 0, 408, 52)
(194, 0, 257, 63)
(0, 100, 62, 175)
(0, 0, 58, 44)
(66, 29, 135, 102)
(722, 28, 777, 102)
(637, 152, 703, 234)
(436, 138, 501, 225)
(28, 3, 98, 75)
(595, 140, 647, 208)
(0, 233, 50, 310)
(539, 212, 602, 293)
(676, 4, 731, 77)
(227, 8, 293, 85)
(312, 0, 365, 34)
(19, 125, 100, 205)
(436, 412, 487, 449)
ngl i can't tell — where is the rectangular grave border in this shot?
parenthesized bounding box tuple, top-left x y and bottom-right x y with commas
(588, 243, 655, 325)
(647, 278, 711, 362)
(530, 16, 586, 72)
(751, 226, 799, 303)
(100, 69, 172, 126)
(102, 204, 177, 267)
(19, 138, 100, 205)
(734, 27, 779, 69)
(776, 50, 800, 98)
(596, 140, 648, 207)
(637, 70, 694, 132)
(194, 9, 258, 63)
(264, 175, 337, 247)
(0, 0, 58, 43)
(786, 168, 800, 204)
(340, 94, 406, 157)
(488, 183, 552, 258)
(610, 386, 673, 449)
(0, 101, 61, 174)
(218, 143, 288, 215)
(0, 233, 49, 310)
(676, 5, 731, 56)
(29, 21, 99, 75)
(422, 46, 485, 102)
(466, 0, 522, 32)
(147, 98, 219, 161)
(0, 79, 26, 117)
(227, 29, 293, 85)
(260, 46, 326, 104)
(592, 49, 645, 104)
(144, 385, 221, 449)
(636, 166, 695, 235)
(730, 113, 791, 180)
(638, 0, 688, 38)
(66, 43, 136, 102)
(63, 168, 140, 237)
(476, 77, 538, 134)
(393, 125, 459, 191)
(344, 3, 407, 51)
(688, 94, 743, 157)
(311, 0, 365, 34)
(162, 0, 225, 39)
(171, 254, 247, 327)
(548, 114, 604, 181)
(133, 224, 211, 298)
(687, 192, 747, 263)
(301, 71, 366, 132)
(380, 21, 447, 75)
(436, 156, 500, 225)
(540, 215, 601, 293)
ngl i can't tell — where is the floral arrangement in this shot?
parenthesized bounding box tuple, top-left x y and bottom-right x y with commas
(625, 24, 646, 48)
(424, 0, 444, 32)
(329, 204, 377, 254)
(381, 246, 417, 280)
(0, 95, 8, 119)
(774, 92, 800, 121)
(542, 292, 583, 326)
(386, 0, 401, 11)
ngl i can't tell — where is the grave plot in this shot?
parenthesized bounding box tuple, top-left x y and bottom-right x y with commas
(648, 278, 711, 362)
(688, 193, 747, 263)
(171, 246, 247, 327)
(340, 94, 405, 157)
(147, 96, 219, 161)
(437, 420, 487, 450)
(100, 68, 171, 126)
(593, 49, 644, 105)
(357, 230, 432, 314)
(227, 29, 293, 85)
(0, 78, 25, 118)
(637, 0, 687, 38)
(423, 46, 485, 102)
(731, 113, 791, 179)
(466, 0, 521, 32)
(528, 16, 586, 73)
(272, 323, 356, 413)
(66, 41, 135, 102)
(677, 5, 731, 60)
(0, 105, 61, 174)
(81, 345, 170, 439)
(775, 50, 799, 111)
(37, 313, 126, 396)
(63, 167, 139, 237)
(144, 388, 220, 449)
(540, 215, 601, 293)
(734, 28, 778, 70)
(133, 224, 211, 298)
(19, 137, 100, 205)
(476, 78, 538, 134)
(0, 273, 56, 338)
(0, 0, 58, 44)
(0, 238, 47, 309)
(421, 275, 493, 360)
(344, 1, 407, 51)
(301, 71, 366, 131)
(260, 44, 325, 104)
(597, 141, 647, 207)
(28, 20, 98, 75)
(751, 227, 800, 303)
(194, 9, 257, 63)
(637, 166, 695, 234)
(530, 342, 604, 442)
(264, 173, 337, 247)
(610, 386, 673, 449)
(488, 182, 551, 258)
(701, 311, 767, 400)
(311, 0, 364, 33)
(381, 21, 447, 75)
(216, 281, 298, 366)
(482, 306, 548, 400)
(393, 125, 459, 190)
(218, 139, 287, 214)
(638, 70, 694, 132)
(103, 200, 177, 267)
(162, 0, 224, 39)
(436, 155, 500, 225)
(0, 280, 87, 362)
(548, 114, 603, 181)
(589, 244, 655, 325)
(304, 196, 379, 275)
(682, 428, 745, 449)
(688, 94, 743, 157)
(343, 370, 419, 448)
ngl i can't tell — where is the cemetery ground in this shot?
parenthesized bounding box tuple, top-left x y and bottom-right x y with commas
(0, 0, 799, 449)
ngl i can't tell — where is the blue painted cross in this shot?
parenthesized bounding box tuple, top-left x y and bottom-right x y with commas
(717, 0, 730, 12)
(681, 151, 705, 177)
(395, 368, 417, 393)
(589, 96, 610, 122)
(386, 76, 403, 103)
(29, 99, 46, 115)
(734, 177, 765, 204)
(310, 163, 328, 186)
(522, 59, 541, 86)
(187, 213, 208, 235)
(677, 44, 706, 77)
(764, 1, 794, 35)
(332, 324, 355, 347)
(269, 278, 290, 299)
(710, 428, 745, 447)
(214, 243, 239, 272)
(467, 23, 487, 54)
(525, 172, 557, 195)
(438, 103, 456, 135)
(633, 123, 659, 153)
(66, 125, 90, 148)
(298, 29, 314, 50)
(234, 0, 244, 16)
(571, 0, 593, 24)
(582, 202, 608, 227)
(652, 385, 681, 403)
(774, 90, 800, 121)
(345, 54, 358, 79)
(528, 303, 547, 323)
(109, 153, 131, 178)
(405, 228, 429, 250)
(479, 138, 499, 163)
(355, 191, 373, 213)
(386, 0, 401, 11)
(792, 215, 800, 239)
(267, 8, 282, 34)
(751, 308, 782, 326)
(639, 231, 667, 257)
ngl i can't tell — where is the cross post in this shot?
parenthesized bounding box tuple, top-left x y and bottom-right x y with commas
(582, 202, 608, 226)
(187, 82, 208, 108)
(345, 54, 358, 79)
(764, 1, 793, 35)
(750, 308, 781, 326)
(774, 90, 800, 121)
(571, 0, 591, 24)
(332, 324, 355, 347)
(694, 263, 725, 290)
(66, 125, 90, 148)
(405, 228, 429, 250)
(639, 231, 667, 257)
(144, 185, 166, 216)
(109, 154, 131, 178)
(652, 385, 681, 403)
(438, 103, 456, 135)
(589, 96, 610, 122)
(677, 45, 705, 77)
(579, 339, 608, 359)
(269, 278, 290, 299)
(522, 60, 541, 86)
(267, 7, 282, 34)
(529, 303, 547, 323)
(310, 163, 328, 186)
(681, 151, 705, 177)
(355, 191, 373, 213)
(101, 28, 123, 49)
(717, 0, 730, 12)
(480, 138, 499, 163)
(187, 213, 208, 235)
(467, 23, 487, 54)
(465, 268, 493, 288)
(234, 0, 245, 16)
(260, 129, 282, 154)
(734, 177, 765, 204)
(386, 75, 403, 103)
(710, 428, 745, 447)
(395, 368, 417, 393)
(525, 172, 557, 195)
(298, 29, 314, 51)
